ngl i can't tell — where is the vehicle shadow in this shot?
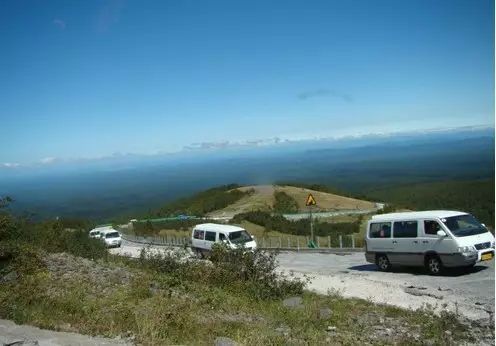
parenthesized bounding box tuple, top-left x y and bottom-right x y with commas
(348, 263, 490, 277)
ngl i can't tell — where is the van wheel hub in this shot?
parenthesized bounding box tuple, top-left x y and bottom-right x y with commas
(428, 258, 441, 274)
(377, 256, 390, 271)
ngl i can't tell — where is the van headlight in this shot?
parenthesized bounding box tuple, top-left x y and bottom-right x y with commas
(491, 241, 495, 249)
(457, 246, 476, 254)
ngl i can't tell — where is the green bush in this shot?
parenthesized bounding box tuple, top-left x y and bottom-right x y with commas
(137, 245, 306, 300)
(232, 211, 360, 236)
(273, 191, 299, 213)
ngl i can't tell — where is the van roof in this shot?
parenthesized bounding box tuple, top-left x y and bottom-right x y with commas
(91, 225, 114, 231)
(193, 223, 245, 233)
(98, 228, 119, 235)
(371, 210, 467, 221)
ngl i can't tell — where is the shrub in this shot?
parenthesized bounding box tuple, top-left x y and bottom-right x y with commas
(137, 245, 306, 300)
(273, 191, 299, 214)
(232, 211, 360, 237)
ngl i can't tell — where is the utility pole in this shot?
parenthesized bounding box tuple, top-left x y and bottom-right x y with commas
(310, 205, 314, 242)
(305, 193, 317, 247)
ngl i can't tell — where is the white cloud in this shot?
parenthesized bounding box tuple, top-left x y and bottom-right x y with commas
(39, 157, 57, 164)
(53, 18, 66, 30)
(1, 163, 20, 168)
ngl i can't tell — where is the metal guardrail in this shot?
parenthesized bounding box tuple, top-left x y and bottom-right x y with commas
(120, 233, 364, 252)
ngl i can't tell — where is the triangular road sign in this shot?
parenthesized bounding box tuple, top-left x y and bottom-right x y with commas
(305, 193, 317, 206)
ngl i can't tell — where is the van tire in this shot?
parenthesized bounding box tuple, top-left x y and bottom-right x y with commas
(425, 255, 443, 275)
(376, 254, 391, 272)
(193, 248, 204, 259)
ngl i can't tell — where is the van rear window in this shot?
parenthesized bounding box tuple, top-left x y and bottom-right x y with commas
(193, 230, 204, 240)
(370, 222, 391, 238)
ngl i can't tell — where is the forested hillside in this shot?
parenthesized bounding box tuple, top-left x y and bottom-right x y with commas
(366, 179, 494, 227)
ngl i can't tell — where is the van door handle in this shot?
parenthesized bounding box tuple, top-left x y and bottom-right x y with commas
(422, 241, 429, 244)
(392, 240, 398, 244)
(413, 240, 418, 244)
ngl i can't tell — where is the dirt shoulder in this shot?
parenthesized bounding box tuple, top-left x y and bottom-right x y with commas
(0, 319, 131, 346)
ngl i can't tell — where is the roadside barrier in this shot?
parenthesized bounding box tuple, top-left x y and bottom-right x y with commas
(119, 232, 364, 252)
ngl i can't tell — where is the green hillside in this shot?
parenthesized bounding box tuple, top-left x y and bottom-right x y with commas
(366, 179, 494, 227)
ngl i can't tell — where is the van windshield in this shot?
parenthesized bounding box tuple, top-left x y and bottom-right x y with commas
(442, 214, 487, 237)
(105, 232, 120, 238)
(228, 230, 253, 244)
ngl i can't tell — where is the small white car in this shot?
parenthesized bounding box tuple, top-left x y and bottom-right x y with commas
(365, 210, 495, 275)
(191, 223, 257, 258)
(99, 229, 122, 248)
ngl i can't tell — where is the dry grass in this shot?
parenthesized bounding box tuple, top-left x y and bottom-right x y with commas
(207, 185, 376, 218)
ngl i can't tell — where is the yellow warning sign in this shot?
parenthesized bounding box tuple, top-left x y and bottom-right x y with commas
(305, 193, 317, 206)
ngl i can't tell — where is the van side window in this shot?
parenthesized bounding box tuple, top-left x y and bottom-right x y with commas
(424, 220, 441, 235)
(393, 221, 418, 238)
(193, 230, 204, 240)
(205, 231, 216, 242)
(370, 222, 391, 238)
(219, 233, 226, 241)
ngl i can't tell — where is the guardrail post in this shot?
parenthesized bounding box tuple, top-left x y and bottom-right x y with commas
(328, 236, 331, 248)
(317, 236, 320, 248)
(297, 237, 300, 251)
(279, 237, 281, 248)
(339, 235, 343, 248)
(351, 235, 355, 248)
(287, 237, 290, 248)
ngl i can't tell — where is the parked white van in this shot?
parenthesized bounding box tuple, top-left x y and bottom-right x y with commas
(365, 210, 495, 275)
(191, 223, 257, 257)
(99, 229, 122, 248)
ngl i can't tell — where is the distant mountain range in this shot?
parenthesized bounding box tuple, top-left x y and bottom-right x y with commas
(0, 126, 493, 221)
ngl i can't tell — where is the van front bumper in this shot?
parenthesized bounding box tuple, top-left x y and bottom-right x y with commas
(440, 252, 477, 267)
(477, 250, 494, 262)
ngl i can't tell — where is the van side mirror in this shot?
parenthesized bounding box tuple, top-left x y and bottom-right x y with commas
(482, 223, 486, 227)
(437, 230, 447, 237)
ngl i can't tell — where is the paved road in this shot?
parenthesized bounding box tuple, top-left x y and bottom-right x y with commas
(277, 251, 494, 321)
(112, 240, 494, 321)
(282, 208, 379, 220)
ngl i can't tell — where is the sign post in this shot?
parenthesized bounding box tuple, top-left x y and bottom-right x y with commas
(305, 193, 317, 246)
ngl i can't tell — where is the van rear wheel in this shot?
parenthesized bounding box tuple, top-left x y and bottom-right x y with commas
(426, 256, 443, 275)
(376, 254, 391, 272)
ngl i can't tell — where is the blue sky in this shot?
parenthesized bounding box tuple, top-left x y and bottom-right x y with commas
(0, 0, 494, 165)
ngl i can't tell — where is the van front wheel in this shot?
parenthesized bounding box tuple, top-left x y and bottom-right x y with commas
(426, 256, 443, 275)
(376, 255, 391, 272)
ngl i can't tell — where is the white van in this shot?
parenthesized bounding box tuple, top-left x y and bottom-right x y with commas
(99, 229, 122, 248)
(89, 229, 101, 239)
(191, 223, 257, 257)
(365, 210, 494, 274)
(89, 225, 113, 239)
